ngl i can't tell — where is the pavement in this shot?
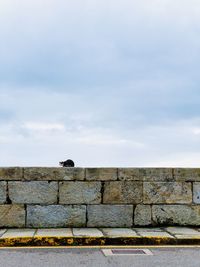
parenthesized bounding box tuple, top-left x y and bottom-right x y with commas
(0, 247, 200, 267)
(1, 227, 200, 247)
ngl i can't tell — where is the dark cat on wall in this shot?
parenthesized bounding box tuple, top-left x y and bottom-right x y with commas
(59, 159, 75, 167)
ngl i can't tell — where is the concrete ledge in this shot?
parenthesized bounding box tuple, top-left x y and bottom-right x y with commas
(0, 227, 200, 247)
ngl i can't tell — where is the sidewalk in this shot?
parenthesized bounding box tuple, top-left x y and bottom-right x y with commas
(1, 227, 200, 247)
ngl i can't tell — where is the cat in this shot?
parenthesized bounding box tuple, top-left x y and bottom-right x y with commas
(59, 159, 75, 167)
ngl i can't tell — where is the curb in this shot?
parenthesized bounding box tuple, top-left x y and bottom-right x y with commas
(1, 236, 200, 247)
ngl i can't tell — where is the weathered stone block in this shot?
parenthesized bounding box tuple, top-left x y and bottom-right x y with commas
(23, 167, 85, 181)
(0, 167, 23, 180)
(0, 205, 25, 227)
(103, 181, 142, 204)
(134, 204, 152, 226)
(193, 182, 200, 204)
(56, 168, 85, 180)
(86, 168, 117, 181)
(0, 181, 6, 204)
(9, 181, 58, 204)
(173, 168, 200, 181)
(87, 205, 133, 227)
(152, 205, 200, 226)
(27, 205, 86, 227)
(59, 181, 101, 204)
(143, 182, 192, 204)
(118, 168, 140, 181)
(141, 168, 173, 181)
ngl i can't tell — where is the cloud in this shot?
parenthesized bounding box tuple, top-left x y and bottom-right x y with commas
(0, 1, 200, 166)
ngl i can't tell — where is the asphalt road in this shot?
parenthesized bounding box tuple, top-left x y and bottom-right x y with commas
(0, 247, 200, 267)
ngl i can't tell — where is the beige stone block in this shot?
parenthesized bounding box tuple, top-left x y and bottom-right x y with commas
(152, 205, 200, 226)
(23, 167, 85, 181)
(103, 181, 142, 204)
(9, 181, 58, 204)
(0, 181, 6, 204)
(0, 205, 25, 227)
(173, 168, 200, 181)
(59, 181, 101, 204)
(140, 168, 173, 182)
(0, 167, 23, 180)
(118, 168, 141, 181)
(134, 204, 152, 226)
(143, 182, 192, 204)
(86, 168, 117, 181)
(87, 205, 133, 227)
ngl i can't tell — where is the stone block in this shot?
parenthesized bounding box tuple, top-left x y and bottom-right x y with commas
(59, 181, 101, 204)
(152, 205, 200, 226)
(140, 168, 173, 182)
(118, 168, 141, 181)
(86, 168, 117, 181)
(0, 205, 25, 227)
(143, 182, 192, 204)
(0, 229, 7, 237)
(2, 229, 35, 238)
(138, 231, 173, 238)
(23, 167, 85, 181)
(103, 181, 142, 204)
(165, 227, 199, 235)
(9, 181, 58, 204)
(0, 181, 6, 204)
(134, 204, 152, 226)
(35, 228, 73, 237)
(87, 205, 133, 227)
(27, 205, 86, 228)
(193, 182, 200, 204)
(73, 228, 103, 237)
(173, 168, 200, 181)
(0, 167, 23, 180)
(101, 228, 138, 237)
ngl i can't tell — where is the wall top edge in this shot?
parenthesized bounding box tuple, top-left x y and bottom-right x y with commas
(0, 167, 200, 169)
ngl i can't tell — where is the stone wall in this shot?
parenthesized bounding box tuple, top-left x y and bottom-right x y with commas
(0, 167, 200, 228)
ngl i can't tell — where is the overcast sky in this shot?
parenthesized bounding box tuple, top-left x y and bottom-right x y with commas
(0, 0, 200, 167)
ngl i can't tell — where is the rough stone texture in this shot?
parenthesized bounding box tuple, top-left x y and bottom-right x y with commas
(27, 205, 86, 228)
(0, 205, 25, 227)
(86, 168, 117, 181)
(118, 168, 140, 181)
(9, 181, 58, 204)
(103, 181, 142, 204)
(140, 168, 173, 182)
(152, 205, 200, 226)
(87, 205, 133, 227)
(0, 168, 23, 180)
(193, 182, 200, 204)
(24, 167, 85, 181)
(143, 182, 192, 204)
(173, 168, 200, 181)
(134, 204, 152, 226)
(59, 182, 101, 204)
(0, 181, 6, 204)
